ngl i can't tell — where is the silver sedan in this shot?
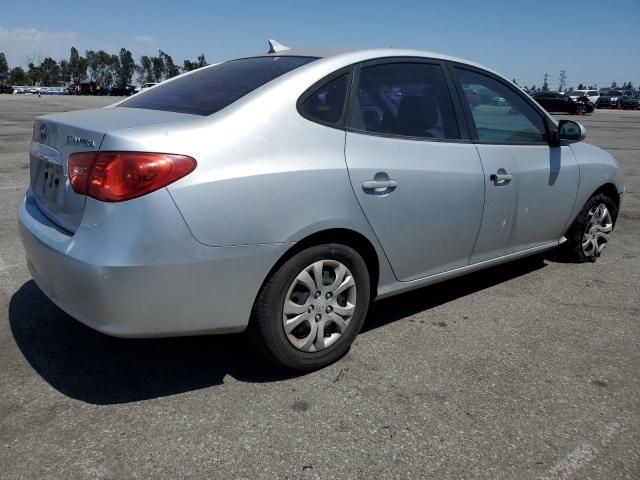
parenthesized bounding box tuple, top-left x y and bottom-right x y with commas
(19, 45, 624, 370)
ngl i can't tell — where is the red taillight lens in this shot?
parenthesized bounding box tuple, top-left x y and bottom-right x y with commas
(69, 152, 196, 202)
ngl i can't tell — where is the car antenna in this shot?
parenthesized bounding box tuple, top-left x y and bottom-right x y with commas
(268, 39, 291, 53)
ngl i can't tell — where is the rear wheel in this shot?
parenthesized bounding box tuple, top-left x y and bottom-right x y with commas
(575, 104, 587, 115)
(248, 244, 370, 371)
(562, 193, 618, 262)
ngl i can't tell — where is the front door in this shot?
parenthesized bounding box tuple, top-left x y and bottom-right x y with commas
(451, 66, 579, 263)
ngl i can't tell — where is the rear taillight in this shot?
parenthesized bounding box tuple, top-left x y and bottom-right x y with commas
(68, 152, 196, 202)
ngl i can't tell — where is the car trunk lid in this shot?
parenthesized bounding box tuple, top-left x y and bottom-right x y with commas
(31, 107, 198, 232)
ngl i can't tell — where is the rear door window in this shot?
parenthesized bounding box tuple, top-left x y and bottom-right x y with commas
(346, 62, 460, 140)
(120, 56, 317, 116)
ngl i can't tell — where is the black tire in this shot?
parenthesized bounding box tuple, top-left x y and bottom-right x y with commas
(561, 193, 618, 263)
(248, 244, 370, 371)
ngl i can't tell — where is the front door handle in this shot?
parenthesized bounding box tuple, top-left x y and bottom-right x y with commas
(490, 169, 513, 184)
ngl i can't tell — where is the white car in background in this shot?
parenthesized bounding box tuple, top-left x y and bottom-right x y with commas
(568, 89, 599, 104)
(133, 83, 159, 95)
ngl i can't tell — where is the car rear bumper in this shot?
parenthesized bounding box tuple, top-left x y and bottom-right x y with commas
(18, 188, 291, 338)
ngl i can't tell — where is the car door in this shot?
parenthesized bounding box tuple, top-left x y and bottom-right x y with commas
(344, 59, 485, 281)
(451, 65, 579, 263)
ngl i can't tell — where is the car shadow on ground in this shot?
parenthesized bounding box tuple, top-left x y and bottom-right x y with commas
(9, 256, 547, 405)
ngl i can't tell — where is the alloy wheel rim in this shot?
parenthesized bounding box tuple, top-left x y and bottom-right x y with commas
(282, 259, 357, 352)
(582, 203, 613, 257)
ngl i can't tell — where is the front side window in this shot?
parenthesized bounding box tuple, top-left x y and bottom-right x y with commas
(347, 62, 460, 140)
(120, 56, 317, 116)
(455, 68, 547, 144)
(300, 74, 349, 125)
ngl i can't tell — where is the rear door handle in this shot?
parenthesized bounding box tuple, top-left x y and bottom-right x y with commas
(362, 179, 398, 191)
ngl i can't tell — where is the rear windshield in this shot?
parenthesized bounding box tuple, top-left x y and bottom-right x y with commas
(120, 56, 317, 115)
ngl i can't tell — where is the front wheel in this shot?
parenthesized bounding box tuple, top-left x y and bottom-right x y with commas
(248, 244, 370, 371)
(562, 193, 618, 263)
(575, 104, 587, 115)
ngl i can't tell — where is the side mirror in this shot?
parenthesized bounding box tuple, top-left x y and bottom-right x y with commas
(557, 119, 586, 143)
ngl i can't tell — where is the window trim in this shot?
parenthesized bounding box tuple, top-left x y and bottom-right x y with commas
(446, 62, 556, 146)
(296, 66, 354, 129)
(343, 57, 471, 143)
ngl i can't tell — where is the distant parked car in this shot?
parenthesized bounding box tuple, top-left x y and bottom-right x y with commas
(532, 91, 594, 115)
(621, 92, 640, 110)
(490, 95, 507, 106)
(133, 83, 159, 95)
(596, 90, 628, 109)
(110, 86, 137, 96)
(0, 85, 14, 94)
(567, 89, 599, 104)
(463, 87, 481, 108)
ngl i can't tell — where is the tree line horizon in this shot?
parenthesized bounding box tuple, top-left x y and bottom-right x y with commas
(0, 48, 635, 92)
(0, 47, 209, 88)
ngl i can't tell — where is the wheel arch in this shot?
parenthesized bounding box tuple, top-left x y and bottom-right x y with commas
(591, 183, 620, 212)
(254, 228, 382, 309)
(565, 181, 621, 235)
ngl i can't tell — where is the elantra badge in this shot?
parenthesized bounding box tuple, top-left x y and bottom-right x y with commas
(66, 135, 96, 148)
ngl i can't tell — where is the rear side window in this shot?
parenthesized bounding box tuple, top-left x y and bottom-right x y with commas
(454, 68, 547, 144)
(347, 62, 460, 140)
(300, 74, 349, 125)
(120, 56, 317, 116)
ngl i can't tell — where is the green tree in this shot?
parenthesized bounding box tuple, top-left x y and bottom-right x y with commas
(160, 50, 180, 79)
(86, 50, 115, 86)
(136, 55, 154, 84)
(0, 52, 9, 84)
(68, 47, 88, 85)
(9, 67, 29, 85)
(577, 83, 585, 90)
(151, 55, 164, 82)
(113, 48, 135, 88)
(59, 59, 70, 84)
(27, 62, 42, 85)
(39, 57, 61, 86)
(183, 54, 207, 72)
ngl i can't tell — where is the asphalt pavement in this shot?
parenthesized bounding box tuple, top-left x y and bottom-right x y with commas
(0, 95, 638, 479)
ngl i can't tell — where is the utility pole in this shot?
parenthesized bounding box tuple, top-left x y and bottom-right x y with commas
(542, 73, 549, 91)
(559, 70, 566, 92)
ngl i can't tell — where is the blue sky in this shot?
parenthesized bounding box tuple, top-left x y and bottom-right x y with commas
(1, 0, 639, 89)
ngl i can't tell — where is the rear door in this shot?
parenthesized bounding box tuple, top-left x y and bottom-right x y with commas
(450, 65, 579, 262)
(344, 59, 484, 281)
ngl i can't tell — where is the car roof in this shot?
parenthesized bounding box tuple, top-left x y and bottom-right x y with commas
(259, 47, 499, 76)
